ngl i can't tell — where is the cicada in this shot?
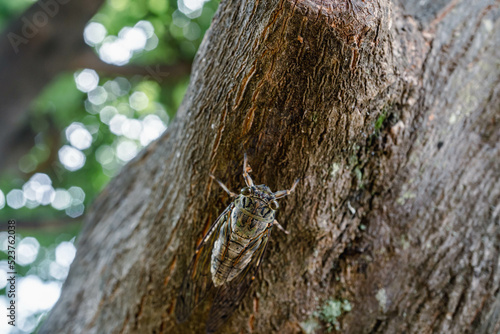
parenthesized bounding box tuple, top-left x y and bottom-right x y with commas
(175, 154, 299, 333)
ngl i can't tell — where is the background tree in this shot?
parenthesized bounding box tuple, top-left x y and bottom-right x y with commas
(18, 0, 500, 332)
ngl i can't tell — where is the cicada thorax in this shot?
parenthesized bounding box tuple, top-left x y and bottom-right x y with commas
(233, 194, 275, 234)
(210, 194, 275, 287)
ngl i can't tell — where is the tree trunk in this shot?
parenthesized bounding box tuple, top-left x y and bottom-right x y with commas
(40, 0, 500, 333)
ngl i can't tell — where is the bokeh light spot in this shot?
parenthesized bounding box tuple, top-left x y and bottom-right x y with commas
(68, 186, 85, 204)
(99, 106, 118, 125)
(99, 37, 132, 66)
(49, 261, 69, 280)
(17, 237, 40, 266)
(6, 189, 26, 209)
(116, 140, 139, 162)
(0, 267, 7, 289)
(23, 182, 38, 202)
(58, 145, 86, 171)
(113, 77, 131, 95)
(75, 69, 99, 93)
(122, 119, 142, 140)
(84, 22, 107, 46)
(96, 145, 115, 166)
(145, 34, 159, 51)
(109, 114, 128, 135)
(31, 173, 52, 186)
(135, 20, 155, 38)
(55, 241, 76, 267)
(184, 22, 201, 41)
(183, 0, 207, 11)
(22, 173, 55, 206)
(129, 91, 149, 111)
(88, 86, 108, 105)
(51, 189, 72, 210)
(66, 204, 85, 218)
(140, 114, 167, 146)
(119, 27, 148, 52)
(35, 185, 56, 205)
(66, 122, 93, 150)
(18, 275, 61, 313)
(0, 190, 5, 209)
(172, 10, 190, 28)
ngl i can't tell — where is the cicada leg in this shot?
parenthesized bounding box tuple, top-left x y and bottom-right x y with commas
(209, 174, 237, 197)
(243, 153, 255, 187)
(273, 219, 289, 234)
(274, 178, 300, 199)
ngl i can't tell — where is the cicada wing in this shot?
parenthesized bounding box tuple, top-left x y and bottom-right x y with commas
(175, 204, 233, 323)
(206, 228, 272, 334)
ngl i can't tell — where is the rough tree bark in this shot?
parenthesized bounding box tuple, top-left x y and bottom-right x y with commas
(40, 0, 500, 333)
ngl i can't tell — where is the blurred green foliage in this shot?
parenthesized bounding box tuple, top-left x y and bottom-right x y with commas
(0, 0, 218, 220)
(0, 0, 33, 30)
(0, 0, 217, 331)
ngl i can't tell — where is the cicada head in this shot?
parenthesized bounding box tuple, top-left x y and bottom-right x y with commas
(236, 184, 279, 218)
(233, 153, 299, 220)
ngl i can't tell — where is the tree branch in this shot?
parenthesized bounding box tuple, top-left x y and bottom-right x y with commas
(0, 0, 103, 160)
(67, 46, 192, 82)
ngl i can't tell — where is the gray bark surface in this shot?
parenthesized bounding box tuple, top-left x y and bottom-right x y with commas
(41, 0, 500, 333)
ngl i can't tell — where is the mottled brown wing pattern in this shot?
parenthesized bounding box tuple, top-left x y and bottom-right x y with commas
(206, 227, 272, 334)
(175, 204, 233, 323)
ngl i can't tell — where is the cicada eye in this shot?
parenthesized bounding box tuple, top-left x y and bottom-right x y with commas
(241, 187, 252, 196)
(269, 200, 279, 210)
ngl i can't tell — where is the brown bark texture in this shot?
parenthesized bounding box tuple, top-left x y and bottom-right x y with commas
(41, 0, 500, 333)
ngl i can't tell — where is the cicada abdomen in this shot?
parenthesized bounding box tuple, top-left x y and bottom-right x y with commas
(175, 154, 299, 333)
